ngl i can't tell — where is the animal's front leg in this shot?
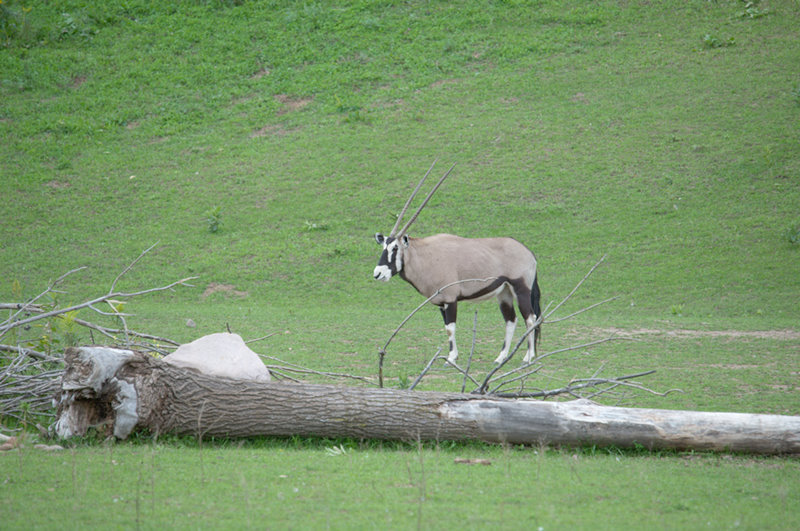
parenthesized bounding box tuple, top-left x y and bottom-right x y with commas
(440, 303, 458, 363)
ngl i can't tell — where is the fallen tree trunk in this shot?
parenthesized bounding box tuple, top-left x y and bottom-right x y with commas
(54, 347, 800, 454)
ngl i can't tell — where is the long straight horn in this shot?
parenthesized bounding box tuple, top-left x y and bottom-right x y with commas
(397, 162, 456, 238)
(389, 159, 438, 237)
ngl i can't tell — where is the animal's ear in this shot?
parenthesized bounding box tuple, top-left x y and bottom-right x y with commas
(375, 233, 385, 245)
(401, 235, 409, 247)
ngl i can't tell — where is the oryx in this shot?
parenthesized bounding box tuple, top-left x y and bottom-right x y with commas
(373, 162, 541, 364)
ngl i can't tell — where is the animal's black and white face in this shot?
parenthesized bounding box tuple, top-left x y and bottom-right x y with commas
(373, 233, 408, 281)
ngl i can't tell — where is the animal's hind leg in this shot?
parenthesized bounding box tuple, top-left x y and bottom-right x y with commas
(522, 313, 537, 363)
(515, 283, 538, 363)
(495, 286, 517, 364)
(440, 303, 458, 363)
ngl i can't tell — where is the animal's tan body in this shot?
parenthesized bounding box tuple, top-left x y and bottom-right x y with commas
(401, 234, 537, 306)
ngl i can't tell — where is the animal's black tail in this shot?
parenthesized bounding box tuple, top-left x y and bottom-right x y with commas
(531, 273, 542, 349)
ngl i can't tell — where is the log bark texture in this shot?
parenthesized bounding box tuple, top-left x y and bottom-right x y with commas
(54, 347, 800, 454)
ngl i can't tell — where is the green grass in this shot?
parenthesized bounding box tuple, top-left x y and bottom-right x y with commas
(1, 0, 799, 528)
(3, 439, 799, 530)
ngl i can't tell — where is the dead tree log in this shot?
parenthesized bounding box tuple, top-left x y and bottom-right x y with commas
(54, 347, 800, 454)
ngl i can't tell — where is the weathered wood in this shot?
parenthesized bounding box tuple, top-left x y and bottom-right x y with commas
(54, 346, 800, 454)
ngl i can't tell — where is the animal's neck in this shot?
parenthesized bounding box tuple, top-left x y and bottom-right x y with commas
(397, 241, 423, 293)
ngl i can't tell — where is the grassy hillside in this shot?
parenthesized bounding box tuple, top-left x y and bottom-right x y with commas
(2, 1, 800, 529)
(2, 0, 797, 310)
(2, 0, 799, 402)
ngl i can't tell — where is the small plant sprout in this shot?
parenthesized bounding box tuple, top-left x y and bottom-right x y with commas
(738, 1, 769, 19)
(303, 220, 328, 232)
(398, 373, 410, 389)
(703, 34, 735, 49)
(785, 224, 800, 246)
(54, 310, 82, 348)
(325, 444, 348, 456)
(205, 206, 222, 233)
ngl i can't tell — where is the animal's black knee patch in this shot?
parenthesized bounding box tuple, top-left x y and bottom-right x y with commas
(499, 302, 516, 323)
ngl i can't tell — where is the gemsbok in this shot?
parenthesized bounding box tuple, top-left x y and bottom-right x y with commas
(373, 162, 541, 364)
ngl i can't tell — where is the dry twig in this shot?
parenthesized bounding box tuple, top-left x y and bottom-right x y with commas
(408, 348, 444, 391)
(260, 355, 377, 386)
(0, 246, 192, 422)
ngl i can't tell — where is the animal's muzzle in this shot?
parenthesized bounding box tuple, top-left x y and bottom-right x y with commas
(373, 265, 392, 281)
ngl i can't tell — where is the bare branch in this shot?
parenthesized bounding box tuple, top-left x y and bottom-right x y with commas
(0, 249, 193, 421)
(0, 349, 62, 421)
(487, 364, 544, 395)
(475, 313, 544, 394)
(260, 355, 377, 386)
(491, 370, 681, 399)
(544, 296, 619, 324)
(245, 332, 279, 345)
(528, 335, 633, 367)
(85, 303, 133, 317)
(109, 242, 160, 294)
(263, 368, 302, 383)
(1, 276, 197, 334)
(0, 303, 45, 311)
(0, 343, 56, 362)
(0, 266, 87, 330)
(408, 348, 444, 391)
(1, 304, 179, 356)
(378, 348, 386, 388)
(544, 254, 607, 320)
(479, 336, 635, 394)
(444, 358, 481, 388)
(72, 318, 180, 347)
(461, 311, 478, 393)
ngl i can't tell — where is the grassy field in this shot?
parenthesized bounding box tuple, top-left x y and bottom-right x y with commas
(3, 439, 799, 530)
(1, 0, 799, 528)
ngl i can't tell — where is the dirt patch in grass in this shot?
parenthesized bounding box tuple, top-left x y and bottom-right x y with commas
(274, 94, 312, 114)
(705, 363, 762, 370)
(583, 328, 800, 341)
(571, 92, 589, 103)
(250, 124, 299, 137)
(201, 283, 248, 299)
(44, 180, 70, 190)
(429, 78, 460, 89)
(70, 75, 87, 89)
